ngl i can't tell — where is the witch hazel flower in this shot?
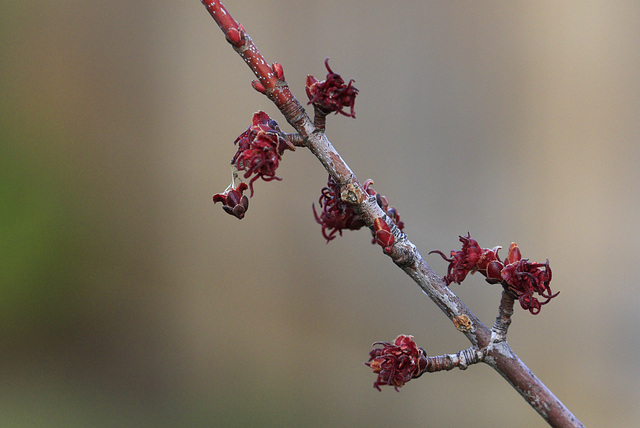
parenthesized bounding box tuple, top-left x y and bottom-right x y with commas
(366, 335, 428, 391)
(306, 58, 359, 118)
(430, 234, 559, 314)
(231, 111, 295, 196)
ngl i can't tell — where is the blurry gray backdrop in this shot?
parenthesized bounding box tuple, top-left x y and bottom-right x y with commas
(2, 1, 639, 426)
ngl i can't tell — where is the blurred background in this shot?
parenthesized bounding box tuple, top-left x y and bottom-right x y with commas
(2, 1, 639, 426)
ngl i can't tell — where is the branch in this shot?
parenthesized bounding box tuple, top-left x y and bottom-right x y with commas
(491, 289, 516, 343)
(200, 1, 583, 426)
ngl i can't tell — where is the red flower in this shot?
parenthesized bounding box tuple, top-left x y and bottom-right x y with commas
(231, 111, 295, 196)
(306, 58, 358, 118)
(313, 176, 365, 242)
(430, 236, 559, 314)
(212, 183, 249, 219)
(366, 335, 428, 391)
(313, 178, 406, 246)
(429, 233, 490, 285)
(501, 257, 557, 314)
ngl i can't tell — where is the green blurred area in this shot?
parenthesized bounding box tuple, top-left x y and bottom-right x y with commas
(1, 83, 81, 339)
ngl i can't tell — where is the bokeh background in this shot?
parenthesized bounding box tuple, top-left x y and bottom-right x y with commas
(2, 1, 639, 426)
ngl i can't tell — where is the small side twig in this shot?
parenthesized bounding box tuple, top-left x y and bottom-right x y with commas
(491, 289, 516, 343)
(421, 346, 485, 374)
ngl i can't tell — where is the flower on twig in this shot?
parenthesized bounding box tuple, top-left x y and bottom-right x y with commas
(213, 111, 295, 219)
(429, 233, 493, 285)
(366, 335, 428, 391)
(231, 111, 295, 196)
(313, 176, 366, 242)
(430, 234, 559, 314)
(313, 178, 405, 248)
(306, 58, 358, 118)
(213, 183, 249, 219)
(500, 245, 557, 315)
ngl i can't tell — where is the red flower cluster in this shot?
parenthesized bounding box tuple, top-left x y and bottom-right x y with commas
(213, 111, 294, 219)
(231, 111, 295, 196)
(212, 183, 249, 219)
(430, 234, 558, 314)
(429, 233, 499, 285)
(501, 251, 556, 315)
(313, 178, 404, 246)
(366, 335, 427, 391)
(312, 175, 366, 242)
(306, 58, 359, 118)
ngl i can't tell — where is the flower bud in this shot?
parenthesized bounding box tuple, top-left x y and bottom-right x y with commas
(374, 217, 394, 253)
(251, 80, 266, 94)
(213, 183, 249, 219)
(272, 62, 284, 80)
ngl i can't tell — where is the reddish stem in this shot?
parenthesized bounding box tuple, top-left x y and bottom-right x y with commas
(200, 0, 310, 133)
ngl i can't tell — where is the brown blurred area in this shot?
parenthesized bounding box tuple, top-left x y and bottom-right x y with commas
(2, 1, 639, 426)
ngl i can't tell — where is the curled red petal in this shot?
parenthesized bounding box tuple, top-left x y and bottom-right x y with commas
(507, 242, 522, 264)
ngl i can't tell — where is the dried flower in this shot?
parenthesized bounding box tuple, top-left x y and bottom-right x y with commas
(313, 175, 365, 242)
(231, 111, 295, 196)
(306, 58, 358, 118)
(366, 335, 428, 391)
(212, 183, 249, 219)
